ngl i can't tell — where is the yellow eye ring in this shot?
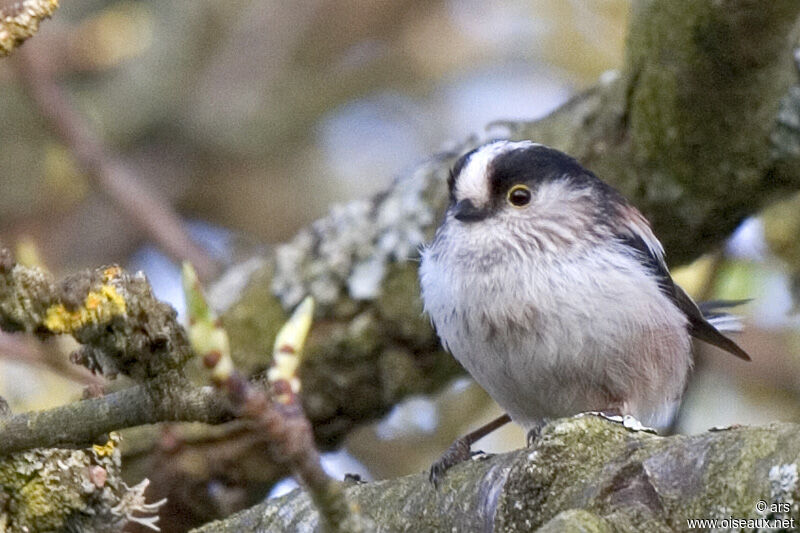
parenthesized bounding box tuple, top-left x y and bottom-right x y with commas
(507, 184, 532, 207)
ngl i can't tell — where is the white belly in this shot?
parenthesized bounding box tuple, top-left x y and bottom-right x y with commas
(420, 244, 692, 431)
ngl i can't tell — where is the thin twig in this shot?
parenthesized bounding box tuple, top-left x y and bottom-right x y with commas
(183, 265, 363, 532)
(11, 45, 219, 280)
(228, 375, 361, 532)
(0, 371, 231, 455)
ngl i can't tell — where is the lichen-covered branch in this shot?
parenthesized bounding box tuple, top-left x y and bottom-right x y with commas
(0, 252, 232, 454)
(195, 415, 800, 532)
(0, 254, 192, 379)
(0, 433, 167, 531)
(0, 0, 58, 57)
(0, 252, 361, 530)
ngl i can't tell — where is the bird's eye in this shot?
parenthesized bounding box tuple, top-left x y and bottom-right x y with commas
(507, 184, 532, 207)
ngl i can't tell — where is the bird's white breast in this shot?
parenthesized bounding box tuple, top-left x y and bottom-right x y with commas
(419, 228, 691, 430)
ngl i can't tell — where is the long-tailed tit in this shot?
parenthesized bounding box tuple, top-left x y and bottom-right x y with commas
(419, 140, 750, 484)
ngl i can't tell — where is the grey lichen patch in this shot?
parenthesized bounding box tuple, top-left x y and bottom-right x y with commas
(766, 462, 800, 524)
(769, 463, 798, 506)
(270, 146, 468, 311)
(0, 434, 163, 532)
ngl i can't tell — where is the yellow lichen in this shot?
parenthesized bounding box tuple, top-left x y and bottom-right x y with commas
(44, 284, 126, 333)
(102, 265, 121, 282)
(92, 432, 120, 458)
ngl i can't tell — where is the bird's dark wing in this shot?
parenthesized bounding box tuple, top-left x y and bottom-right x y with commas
(671, 284, 751, 360)
(616, 212, 751, 361)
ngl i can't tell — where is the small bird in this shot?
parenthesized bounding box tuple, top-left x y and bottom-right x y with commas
(419, 140, 750, 483)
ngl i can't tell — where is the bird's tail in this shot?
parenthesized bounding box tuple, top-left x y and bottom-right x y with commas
(697, 299, 750, 334)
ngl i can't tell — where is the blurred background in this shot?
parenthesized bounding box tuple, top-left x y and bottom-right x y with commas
(1, 0, 799, 526)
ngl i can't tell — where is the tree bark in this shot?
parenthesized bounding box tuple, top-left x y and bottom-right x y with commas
(194, 416, 800, 532)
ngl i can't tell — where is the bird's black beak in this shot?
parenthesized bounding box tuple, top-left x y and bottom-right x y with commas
(452, 199, 489, 222)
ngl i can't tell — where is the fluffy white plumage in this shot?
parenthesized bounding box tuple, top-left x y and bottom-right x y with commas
(419, 140, 743, 432)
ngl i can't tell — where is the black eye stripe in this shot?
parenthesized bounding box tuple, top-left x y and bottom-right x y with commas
(488, 145, 593, 197)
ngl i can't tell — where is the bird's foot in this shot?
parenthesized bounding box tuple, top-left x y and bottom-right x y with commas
(525, 418, 550, 447)
(429, 437, 482, 489)
(580, 411, 657, 434)
(429, 414, 511, 488)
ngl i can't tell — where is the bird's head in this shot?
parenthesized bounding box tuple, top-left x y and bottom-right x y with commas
(443, 140, 619, 257)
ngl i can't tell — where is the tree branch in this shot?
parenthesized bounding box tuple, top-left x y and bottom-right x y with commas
(0, 372, 231, 455)
(184, 265, 364, 533)
(11, 44, 220, 280)
(195, 416, 800, 532)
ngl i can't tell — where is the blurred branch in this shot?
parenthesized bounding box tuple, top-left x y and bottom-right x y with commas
(196, 416, 800, 532)
(11, 45, 220, 280)
(0, 331, 102, 385)
(0, 0, 58, 57)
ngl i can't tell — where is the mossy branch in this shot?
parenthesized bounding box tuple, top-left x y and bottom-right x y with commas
(195, 416, 800, 532)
